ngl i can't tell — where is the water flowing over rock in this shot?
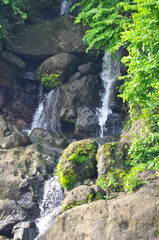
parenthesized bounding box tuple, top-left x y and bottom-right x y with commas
(60, 0, 72, 15)
(38, 173, 159, 240)
(35, 176, 65, 238)
(96, 52, 122, 137)
(5, 15, 86, 61)
(30, 88, 61, 133)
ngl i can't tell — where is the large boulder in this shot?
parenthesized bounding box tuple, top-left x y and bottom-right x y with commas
(29, 128, 68, 148)
(39, 173, 159, 240)
(62, 184, 105, 212)
(5, 15, 86, 61)
(74, 107, 99, 138)
(0, 143, 62, 213)
(59, 74, 100, 138)
(97, 141, 129, 177)
(0, 200, 30, 237)
(0, 116, 31, 149)
(1, 51, 26, 70)
(38, 53, 80, 83)
(56, 139, 98, 190)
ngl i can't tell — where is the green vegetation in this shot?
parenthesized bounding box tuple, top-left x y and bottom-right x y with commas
(73, 0, 159, 192)
(40, 70, 63, 88)
(0, 0, 28, 39)
(56, 141, 98, 190)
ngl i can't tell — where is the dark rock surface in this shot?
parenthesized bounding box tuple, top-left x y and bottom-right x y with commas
(38, 53, 80, 83)
(5, 15, 86, 61)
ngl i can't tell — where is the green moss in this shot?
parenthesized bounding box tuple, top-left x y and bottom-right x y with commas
(57, 168, 77, 190)
(62, 200, 85, 212)
(56, 140, 98, 190)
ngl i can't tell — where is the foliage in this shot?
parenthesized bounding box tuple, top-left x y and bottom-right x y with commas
(0, 0, 28, 40)
(73, 0, 159, 194)
(97, 166, 145, 194)
(38, 69, 62, 88)
(72, 0, 132, 53)
(120, 0, 159, 122)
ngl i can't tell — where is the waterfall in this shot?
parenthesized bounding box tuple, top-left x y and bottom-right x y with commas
(35, 176, 65, 238)
(30, 88, 61, 133)
(96, 52, 121, 137)
(60, 0, 72, 15)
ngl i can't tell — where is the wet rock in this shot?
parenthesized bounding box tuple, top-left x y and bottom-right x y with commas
(39, 177, 159, 240)
(0, 236, 10, 240)
(78, 62, 101, 76)
(59, 74, 100, 138)
(5, 15, 86, 61)
(38, 53, 80, 83)
(1, 51, 26, 70)
(68, 72, 81, 82)
(17, 71, 38, 82)
(97, 141, 129, 177)
(0, 86, 11, 110)
(74, 107, 99, 138)
(0, 200, 30, 237)
(30, 128, 68, 148)
(57, 139, 98, 190)
(11, 96, 38, 123)
(0, 60, 15, 80)
(12, 221, 38, 240)
(0, 116, 31, 149)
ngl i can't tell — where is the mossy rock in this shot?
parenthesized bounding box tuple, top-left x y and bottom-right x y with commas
(56, 139, 98, 190)
(97, 141, 129, 177)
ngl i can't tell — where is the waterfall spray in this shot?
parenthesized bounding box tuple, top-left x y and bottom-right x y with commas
(60, 0, 72, 15)
(96, 52, 121, 137)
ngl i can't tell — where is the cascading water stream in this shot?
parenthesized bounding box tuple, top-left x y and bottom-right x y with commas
(60, 0, 72, 15)
(35, 176, 65, 238)
(96, 52, 121, 137)
(30, 88, 61, 134)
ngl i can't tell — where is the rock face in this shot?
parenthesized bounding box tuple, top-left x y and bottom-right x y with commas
(0, 143, 60, 201)
(12, 221, 38, 240)
(0, 116, 31, 149)
(39, 173, 159, 240)
(0, 200, 30, 237)
(62, 184, 105, 212)
(97, 141, 129, 177)
(57, 139, 98, 189)
(59, 74, 100, 138)
(6, 15, 86, 61)
(38, 53, 80, 83)
(1, 51, 26, 70)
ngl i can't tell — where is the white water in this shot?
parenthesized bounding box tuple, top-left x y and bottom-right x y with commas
(35, 176, 65, 238)
(60, 0, 72, 15)
(96, 52, 121, 137)
(30, 88, 60, 133)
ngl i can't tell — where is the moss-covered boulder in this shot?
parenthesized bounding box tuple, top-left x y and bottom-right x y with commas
(5, 15, 86, 61)
(97, 141, 129, 177)
(62, 185, 95, 212)
(62, 184, 106, 212)
(56, 139, 98, 190)
(38, 53, 80, 83)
